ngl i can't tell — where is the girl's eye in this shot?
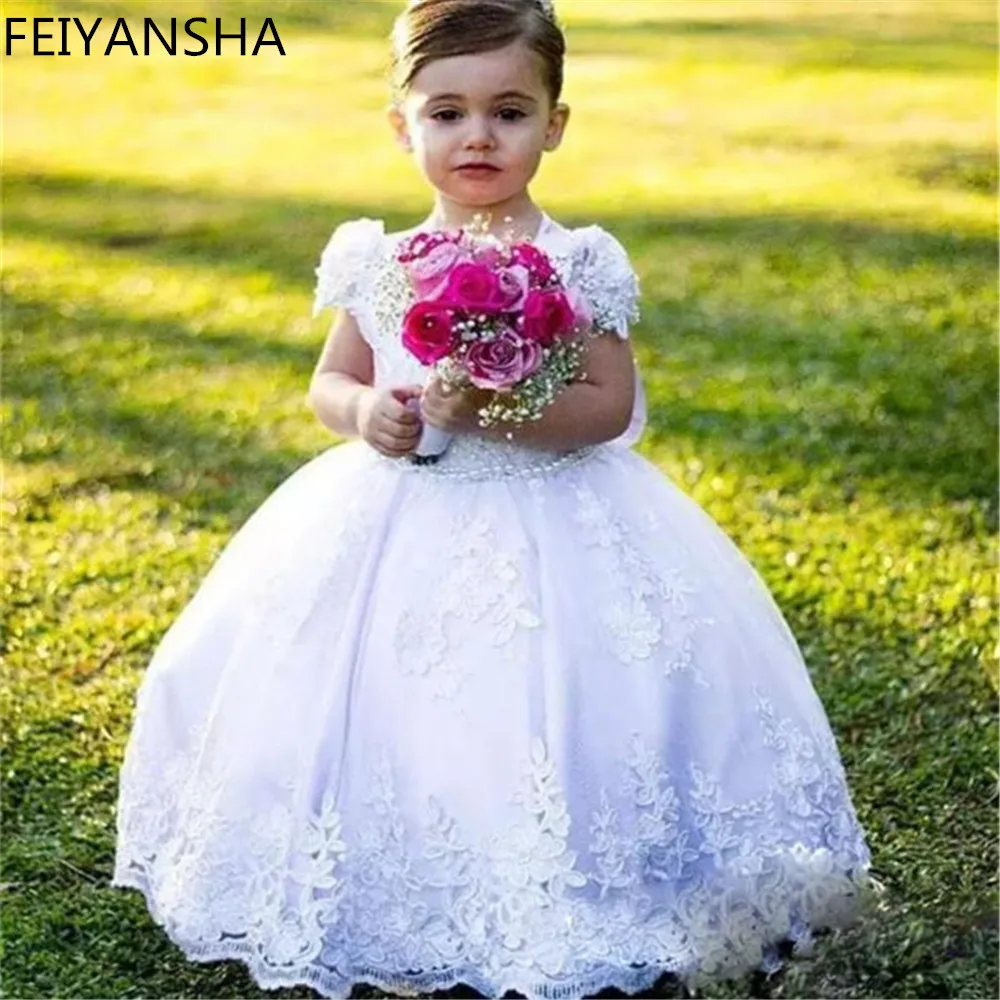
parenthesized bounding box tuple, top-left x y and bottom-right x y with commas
(430, 108, 527, 123)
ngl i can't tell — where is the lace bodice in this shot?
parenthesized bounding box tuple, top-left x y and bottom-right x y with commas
(311, 213, 645, 478)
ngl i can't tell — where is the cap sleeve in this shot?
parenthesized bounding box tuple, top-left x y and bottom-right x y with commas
(312, 218, 386, 319)
(577, 226, 641, 339)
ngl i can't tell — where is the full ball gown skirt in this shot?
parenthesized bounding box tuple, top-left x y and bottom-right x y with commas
(111, 215, 874, 999)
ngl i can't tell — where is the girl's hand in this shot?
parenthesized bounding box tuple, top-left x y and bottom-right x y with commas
(357, 385, 424, 458)
(420, 376, 493, 435)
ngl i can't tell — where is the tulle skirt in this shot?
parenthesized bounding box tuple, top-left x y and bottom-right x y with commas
(111, 440, 873, 999)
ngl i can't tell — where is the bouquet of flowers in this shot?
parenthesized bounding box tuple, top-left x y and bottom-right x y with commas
(396, 214, 594, 463)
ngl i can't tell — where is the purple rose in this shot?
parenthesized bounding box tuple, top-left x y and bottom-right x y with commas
(496, 265, 530, 312)
(463, 327, 544, 390)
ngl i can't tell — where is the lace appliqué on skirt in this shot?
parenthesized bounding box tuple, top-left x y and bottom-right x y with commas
(392, 511, 541, 703)
(571, 479, 715, 680)
(112, 701, 874, 1000)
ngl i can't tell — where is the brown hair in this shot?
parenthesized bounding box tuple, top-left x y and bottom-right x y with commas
(391, 0, 566, 106)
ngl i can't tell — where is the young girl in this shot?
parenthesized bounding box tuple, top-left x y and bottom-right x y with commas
(112, 1, 876, 997)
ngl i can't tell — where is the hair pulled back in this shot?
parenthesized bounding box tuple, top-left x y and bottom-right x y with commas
(391, 0, 566, 106)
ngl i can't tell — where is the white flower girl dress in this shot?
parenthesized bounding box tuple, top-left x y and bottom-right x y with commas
(112, 212, 874, 999)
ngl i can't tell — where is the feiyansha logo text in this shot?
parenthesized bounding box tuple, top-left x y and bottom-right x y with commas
(6, 16, 286, 56)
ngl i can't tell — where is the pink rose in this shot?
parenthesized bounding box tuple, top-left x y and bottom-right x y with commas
(521, 288, 578, 345)
(496, 265, 530, 312)
(441, 262, 505, 312)
(402, 301, 456, 365)
(406, 240, 466, 300)
(463, 327, 544, 390)
(397, 229, 461, 265)
(510, 242, 557, 286)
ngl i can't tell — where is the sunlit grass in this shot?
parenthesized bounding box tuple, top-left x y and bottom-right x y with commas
(2, 1, 997, 998)
(5, 1, 995, 224)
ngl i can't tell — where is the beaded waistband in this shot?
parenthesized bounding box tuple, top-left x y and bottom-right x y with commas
(378, 442, 599, 482)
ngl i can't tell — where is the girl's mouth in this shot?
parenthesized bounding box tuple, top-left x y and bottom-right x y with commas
(456, 164, 501, 176)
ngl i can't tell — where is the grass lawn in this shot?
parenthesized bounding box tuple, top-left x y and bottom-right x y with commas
(2, 1, 997, 997)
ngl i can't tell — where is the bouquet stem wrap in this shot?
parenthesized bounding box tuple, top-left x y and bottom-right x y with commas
(402, 393, 453, 464)
(412, 419, 454, 464)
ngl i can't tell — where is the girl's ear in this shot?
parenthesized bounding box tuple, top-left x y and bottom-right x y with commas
(543, 102, 570, 152)
(387, 104, 413, 153)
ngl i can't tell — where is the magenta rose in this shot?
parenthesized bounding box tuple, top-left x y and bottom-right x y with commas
(521, 288, 578, 345)
(406, 240, 467, 300)
(510, 242, 557, 286)
(496, 265, 530, 312)
(441, 262, 506, 312)
(402, 301, 456, 365)
(463, 327, 544, 390)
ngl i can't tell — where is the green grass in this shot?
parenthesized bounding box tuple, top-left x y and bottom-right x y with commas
(2, 1, 997, 997)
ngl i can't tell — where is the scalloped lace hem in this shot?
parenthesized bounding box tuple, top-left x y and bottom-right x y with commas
(110, 867, 873, 1000)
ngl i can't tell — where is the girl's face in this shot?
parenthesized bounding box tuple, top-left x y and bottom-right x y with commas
(389, 41, 569, 213)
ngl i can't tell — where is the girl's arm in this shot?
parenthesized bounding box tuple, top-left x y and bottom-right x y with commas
(422, 332, 637, 453)
(308, 311, 424, 457)
(307, 310, 378, 438)
(489, 333, 636, 451)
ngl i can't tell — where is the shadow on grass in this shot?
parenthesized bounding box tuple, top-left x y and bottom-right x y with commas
(6, 168, 997, 521)
(4, 289, 319, 524)
(628, 205, 997, 509)
(6, 168, 996, 280)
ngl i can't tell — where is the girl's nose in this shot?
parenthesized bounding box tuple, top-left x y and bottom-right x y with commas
(464, 116, 496, 149)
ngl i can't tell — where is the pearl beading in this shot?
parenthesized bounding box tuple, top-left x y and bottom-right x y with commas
(378, 442, 600, 481)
